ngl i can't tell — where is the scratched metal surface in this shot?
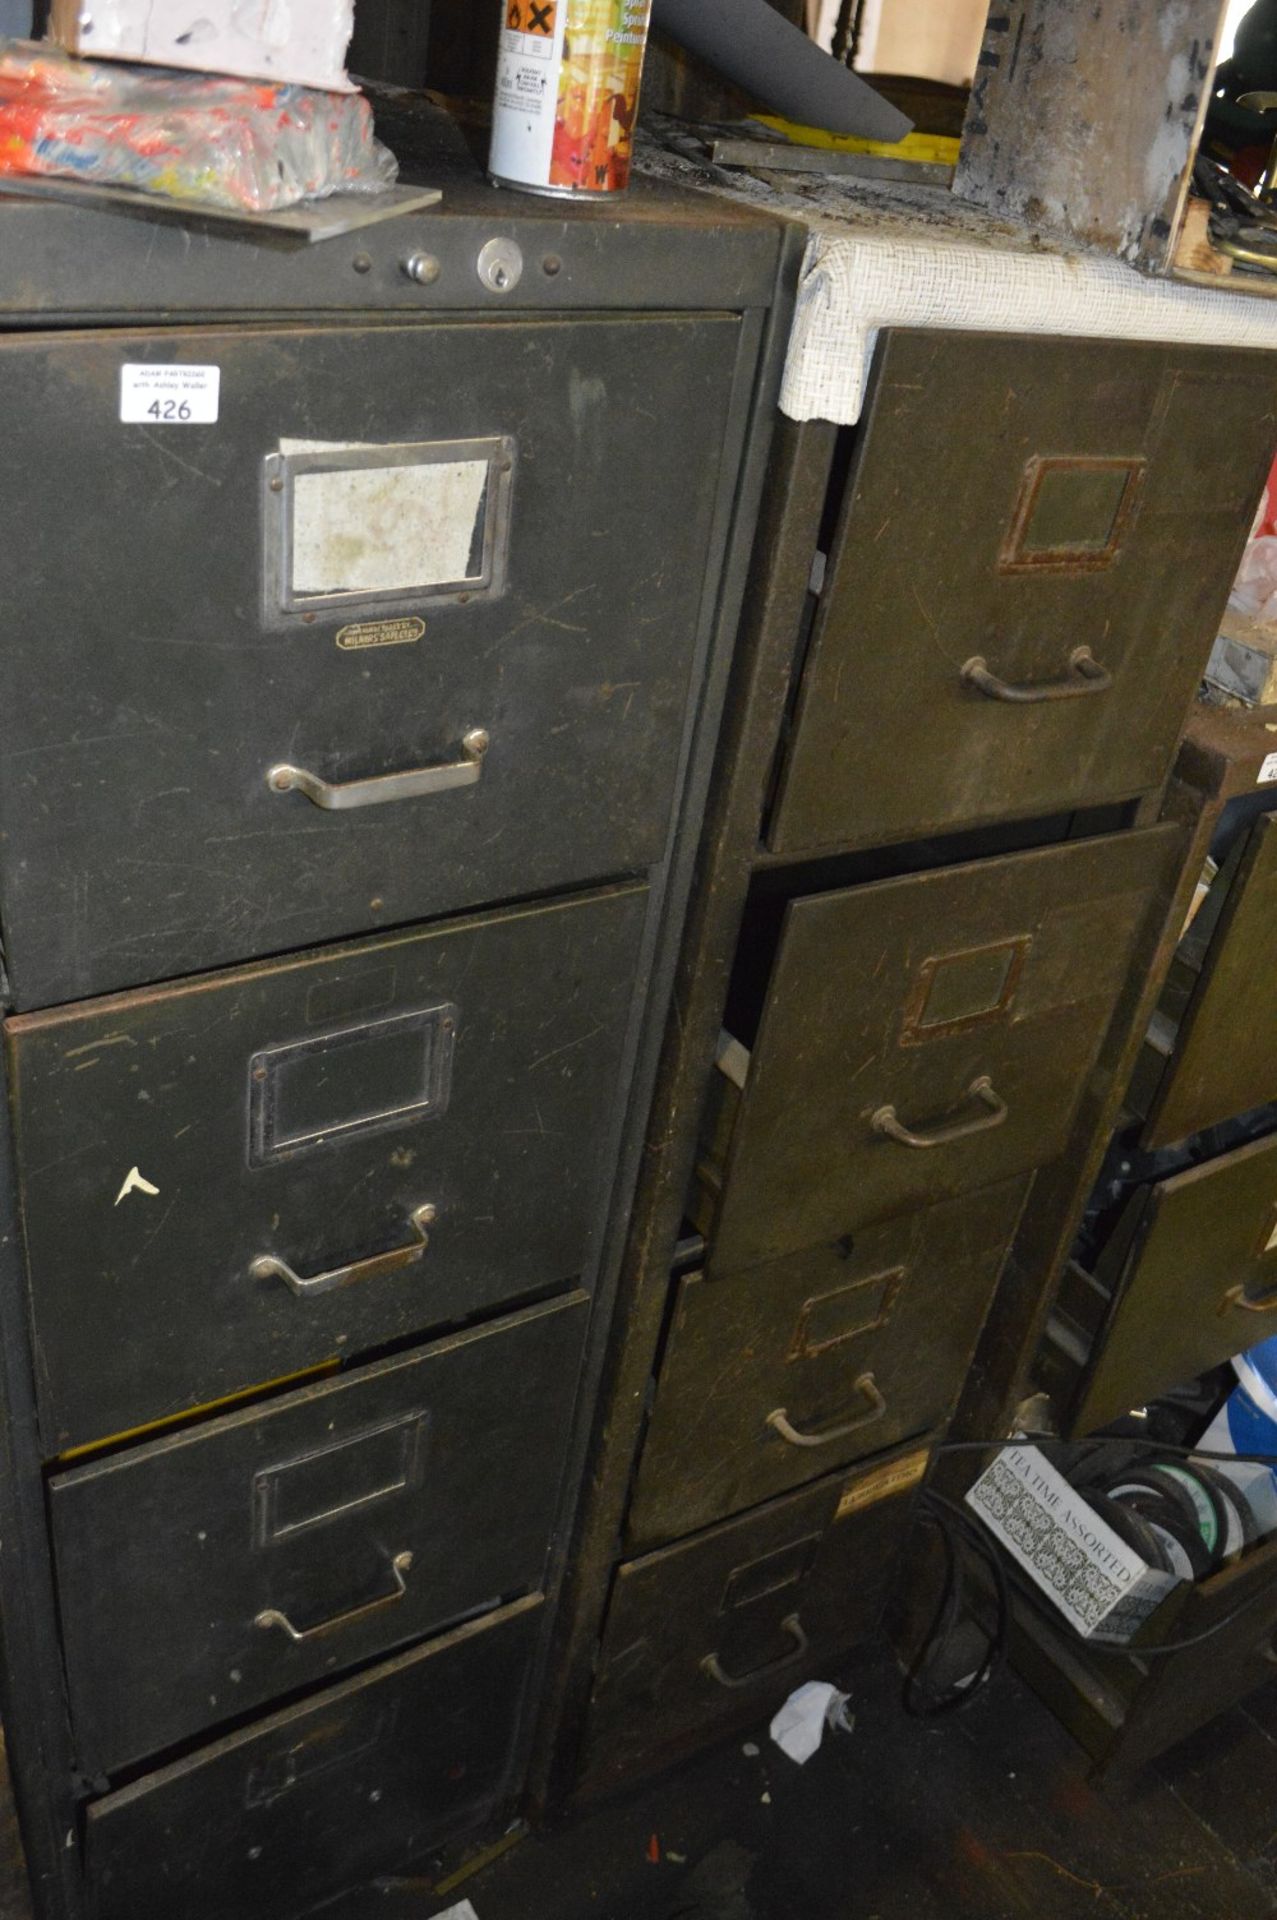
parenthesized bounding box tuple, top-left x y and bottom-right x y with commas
(0, 315, 738, 1007)
(768, 330, 1277, 857)
(8, 884, 645, 1450)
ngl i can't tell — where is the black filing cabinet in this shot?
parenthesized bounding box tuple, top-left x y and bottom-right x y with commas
(0, 151, 786, 1920)
(549, 331, 1277, 1801)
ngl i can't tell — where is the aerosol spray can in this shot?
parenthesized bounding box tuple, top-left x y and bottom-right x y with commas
(489, 0, 654, 198)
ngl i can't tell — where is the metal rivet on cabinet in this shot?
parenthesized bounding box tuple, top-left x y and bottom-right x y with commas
(477, 237, 524, 294)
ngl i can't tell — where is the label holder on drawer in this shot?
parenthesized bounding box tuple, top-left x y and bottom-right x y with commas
(263, 435, 516, 621)
(248, 1002, 456, 1165)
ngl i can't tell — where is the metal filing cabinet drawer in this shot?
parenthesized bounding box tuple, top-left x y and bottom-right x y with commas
(1142, 810, 1277, 1147)
(10, 884, 645, 1452)
(700, 826, 1176, 1274)
(85, 1593, 543, 1920)
(1018, 1530, 1277, 1782)
(626, 1179, 1029, 1550)
(0, 315, 741, 1008)
(583, 1445, 927, 1791)
(1068, 1130, 1277, 1433)
(52, 1293, 586, 1778)
(1099, 1534, 1277, 1774)
(767, 332, 1276, 857)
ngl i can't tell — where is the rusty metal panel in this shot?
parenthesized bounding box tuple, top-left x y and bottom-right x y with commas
(626, 1179, 1028, 1549)
(709, 825, 1178, 1274)
(954, 1, 1222, 270)
(1074, 1130, 1277, 1433)
(768, 332, 1277, 857)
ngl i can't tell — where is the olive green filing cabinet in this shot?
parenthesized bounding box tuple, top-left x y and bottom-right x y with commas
(1053, 1128, 1277, 1436)
(539, 333, 1277, 1807)
(625, 1183, 1030, 1552)
(1039, 709, 1277, 1452)
(767, 333, 1276, 857)
(585, 1446, 930, 1793)
(694, 829, 1175, 1271)
(1005, 704, 1277, 1780)
(1135, 808, 1277, 1147)
(0, 131, 791, 1920)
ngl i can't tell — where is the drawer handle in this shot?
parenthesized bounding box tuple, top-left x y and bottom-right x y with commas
(871, 1076, 1008, 1150)
(250, 1204, 436, 1299)
(700, 1613, 809, 1691)
(766, 1374, 887, 1449)
(267, 729, 489, 810)
(1221, 1283, 1277, 1316)
(961, 647, 1112, 705)
(255, 1550, 414, 1644)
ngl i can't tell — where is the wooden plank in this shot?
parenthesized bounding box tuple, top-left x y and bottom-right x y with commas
(955, 1, 1225, 272)
(1173, 196, 1235, 278)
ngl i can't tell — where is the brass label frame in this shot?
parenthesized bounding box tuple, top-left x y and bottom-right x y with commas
(998, 454, 1146, 575)
(787, 1266, 904, 1363)
(900, 935, 1031, 1046)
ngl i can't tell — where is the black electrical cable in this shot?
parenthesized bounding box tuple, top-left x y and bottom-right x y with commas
(935, 1433, 1277, 1468)
(903, 1493, 1009, 1716)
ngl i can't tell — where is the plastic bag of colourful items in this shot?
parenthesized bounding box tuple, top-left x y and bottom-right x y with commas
(0, 41, 396, 212)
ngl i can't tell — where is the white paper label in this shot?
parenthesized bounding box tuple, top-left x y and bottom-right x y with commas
(430, 1905, 480, 1920)
(120, 363, 220, 425)
(1259, 751, 1277, 786)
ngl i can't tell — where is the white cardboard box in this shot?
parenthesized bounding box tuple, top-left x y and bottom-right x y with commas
(966, 1444, 1180, 1643)
(49, 0, 356, 92)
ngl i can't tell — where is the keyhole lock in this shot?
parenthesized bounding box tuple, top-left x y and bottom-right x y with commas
(477, 237, 524, 294)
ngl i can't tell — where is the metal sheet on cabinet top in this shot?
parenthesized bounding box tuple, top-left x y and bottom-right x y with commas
(0, 158, 782, 319)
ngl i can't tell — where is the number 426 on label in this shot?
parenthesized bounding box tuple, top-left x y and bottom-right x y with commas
(120, 363, 220, 424)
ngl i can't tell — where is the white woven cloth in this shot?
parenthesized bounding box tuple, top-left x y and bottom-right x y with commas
(784, 225, 1277, 424)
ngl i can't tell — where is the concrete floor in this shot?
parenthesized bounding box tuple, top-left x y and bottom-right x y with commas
(7, 1638, 1277, 1918)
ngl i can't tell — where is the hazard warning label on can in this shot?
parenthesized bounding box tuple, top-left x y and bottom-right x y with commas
(490, 0, 652, 197)
(506, 0, 557, 32)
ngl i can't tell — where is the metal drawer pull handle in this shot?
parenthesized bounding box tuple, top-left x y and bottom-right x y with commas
(961, 647, 1112, 704)
(1221, 1284, 1277, 1316)
(251, 1204, 436, 1299)
(255, 1551, 414, 1644)
(267, 729, 489, 810)
(871, 1076, 1008, 1150)
(766, 1375, 887, 1449)
(701, 1613, 809, 1690)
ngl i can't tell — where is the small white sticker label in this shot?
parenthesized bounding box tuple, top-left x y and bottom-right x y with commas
(120, 363, 220, 425)
(1259, 751, 1277, 786)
